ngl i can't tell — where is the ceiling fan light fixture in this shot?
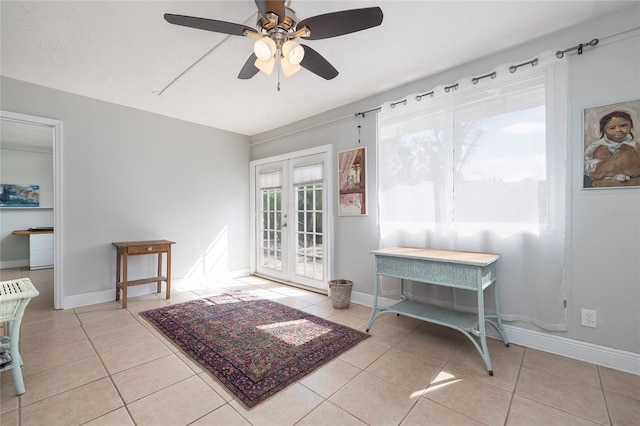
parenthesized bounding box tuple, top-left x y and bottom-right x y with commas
(253, 37, 276, 61)
(282, 40, 304, 66)
(163, 5, 384, 84)
(280, 57, 301, 77)
(254, 56, 275, 75)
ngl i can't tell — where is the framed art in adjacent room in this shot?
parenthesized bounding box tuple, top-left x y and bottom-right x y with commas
(0, 184, 40, 207)
(583, 99, 640, 189)
(338, 147, 367, 216)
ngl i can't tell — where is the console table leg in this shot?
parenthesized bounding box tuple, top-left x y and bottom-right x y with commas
(122, 255, 128, 309)
(156, 253, 162, 294)
(166, 247, 171, 300)
(115, 251, 121, 302)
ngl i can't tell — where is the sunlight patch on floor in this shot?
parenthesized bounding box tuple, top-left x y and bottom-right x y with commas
(256, 319, 331, 346)
(422, 371, 463, 394)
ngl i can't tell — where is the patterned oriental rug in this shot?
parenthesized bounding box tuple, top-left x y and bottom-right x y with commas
(140, 291, 370, 408)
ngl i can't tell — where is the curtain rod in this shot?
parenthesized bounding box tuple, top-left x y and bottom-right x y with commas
(555, 39, 598, 58)
(353, 27, 639, 118)
(355, 107, 381, 118)
(257, 26, 638, 137)
(354, 53, 543, 118)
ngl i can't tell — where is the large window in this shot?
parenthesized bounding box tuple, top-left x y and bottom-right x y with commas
(378, 52, 568, 330)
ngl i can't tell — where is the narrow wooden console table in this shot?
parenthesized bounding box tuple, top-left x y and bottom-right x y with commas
(112, 240, 175, 309)
(367, 247, 509, 375)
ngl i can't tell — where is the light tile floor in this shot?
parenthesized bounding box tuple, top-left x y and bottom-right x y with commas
(1, 267, 639, 425)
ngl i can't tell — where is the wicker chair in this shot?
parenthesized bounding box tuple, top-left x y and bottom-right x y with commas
(0, 278, 39, 395)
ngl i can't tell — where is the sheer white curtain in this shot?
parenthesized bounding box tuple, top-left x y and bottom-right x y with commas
(377, 51, 568, 331)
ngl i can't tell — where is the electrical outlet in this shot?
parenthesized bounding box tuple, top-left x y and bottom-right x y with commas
(581, 309, 597, 328)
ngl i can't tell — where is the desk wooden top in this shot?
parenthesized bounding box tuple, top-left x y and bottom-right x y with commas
(112, 240, 175, 248)
(12, 229, 54, 235)
(370, 246, 500, 266)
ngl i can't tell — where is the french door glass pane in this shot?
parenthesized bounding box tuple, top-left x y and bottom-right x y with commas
(295, 183, 323, 280)
(260, 188, 282, 271)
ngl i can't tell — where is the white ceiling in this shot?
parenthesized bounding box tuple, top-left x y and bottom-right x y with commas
(0, 1, 632, 136)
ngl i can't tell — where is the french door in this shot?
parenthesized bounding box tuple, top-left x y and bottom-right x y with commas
(251, 148, 331, 292)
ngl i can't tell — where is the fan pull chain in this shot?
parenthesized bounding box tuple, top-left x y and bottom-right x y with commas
(277, 50, 281, 92)
(357, 116, 362, 144)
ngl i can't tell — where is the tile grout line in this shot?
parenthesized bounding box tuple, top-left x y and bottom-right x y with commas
(72, 306, 134, 425)
(503, 346, 526, 425)
(516, 350, 614, 424)
(597, 365, 614, 426)
(15, 307, 124, 424)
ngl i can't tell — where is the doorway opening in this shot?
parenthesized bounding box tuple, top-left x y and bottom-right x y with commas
(0, 111, 63, 309)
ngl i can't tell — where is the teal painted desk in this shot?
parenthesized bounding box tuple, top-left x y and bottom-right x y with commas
(367, 247, 509, 375)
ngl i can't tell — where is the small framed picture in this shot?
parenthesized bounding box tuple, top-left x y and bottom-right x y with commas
(338, 147, 367, 216)
(583, 99, 640, 189)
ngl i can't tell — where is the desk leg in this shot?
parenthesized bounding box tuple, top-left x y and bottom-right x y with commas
(493, 280, 509, 345)
(122, 255, 128, 309)
(166, 247, 171, 300)
(366, 272, 380, 332)
(477, 286, 493, 375)
(115, 251, 121, 302)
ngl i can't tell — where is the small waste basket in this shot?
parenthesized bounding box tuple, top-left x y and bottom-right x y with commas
(328, 279, 353, 309)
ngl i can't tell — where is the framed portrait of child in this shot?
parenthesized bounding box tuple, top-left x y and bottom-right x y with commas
(583, 99, 640, 189)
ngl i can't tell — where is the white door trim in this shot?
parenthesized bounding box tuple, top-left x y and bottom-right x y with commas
(1, 110, 64, 309)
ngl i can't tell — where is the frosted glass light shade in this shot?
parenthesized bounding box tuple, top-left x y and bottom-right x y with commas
(254, 57, 275, 75)
(253, 37, 276, 61)
(282, 40, 304, 65)
(280, 57, 301, 76)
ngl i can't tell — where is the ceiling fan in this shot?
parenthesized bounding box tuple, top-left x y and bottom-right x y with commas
(164, 0, 383, 82)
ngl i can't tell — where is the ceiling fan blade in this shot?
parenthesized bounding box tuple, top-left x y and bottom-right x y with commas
(238, 53, 260, 79)
(254, 0, 285, 23)
(164, 14, 257, 37)
(299, 45, 338, 80)
(298, 7, 383, 40)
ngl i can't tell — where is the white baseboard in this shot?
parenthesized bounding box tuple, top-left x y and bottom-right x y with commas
(228, 267, 251, 279)
(351, 291, 640, 375)
(0, 259, 29, 269)
(63, 282, 164, 309)
(504, 325, 640, 375)
(62, 270, 252, 309)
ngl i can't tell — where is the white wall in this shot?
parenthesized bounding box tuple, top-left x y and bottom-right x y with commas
(568, 31, 640, 352)
(0, 77, 251, 307)
(250, 5, 640, 356)
(0, 148, 54, 266)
